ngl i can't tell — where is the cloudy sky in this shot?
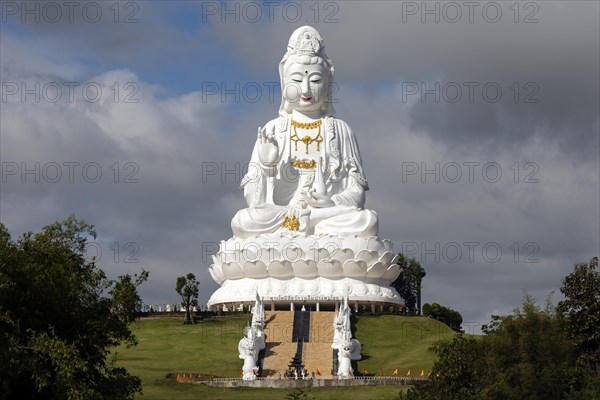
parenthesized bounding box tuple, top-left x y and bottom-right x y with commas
(1, 1, 598, 333)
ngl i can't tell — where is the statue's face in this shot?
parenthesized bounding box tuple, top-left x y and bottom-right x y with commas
(283, 59, 329, 114)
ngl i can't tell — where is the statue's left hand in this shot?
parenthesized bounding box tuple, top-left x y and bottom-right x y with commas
(303, 190, 335, 208)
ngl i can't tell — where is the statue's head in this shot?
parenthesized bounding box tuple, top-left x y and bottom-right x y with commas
(279, 26, 335, 117)
(341, 342, 352, 357)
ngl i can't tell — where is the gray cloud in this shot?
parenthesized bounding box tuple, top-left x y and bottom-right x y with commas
(209, 1, 599, 158)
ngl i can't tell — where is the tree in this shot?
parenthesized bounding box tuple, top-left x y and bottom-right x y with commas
(402, 293, 577, 400)
(557, 257, 600, 398)
(400, 335, 486, 400)
(391, 253, 426, 314)
(423, 302, 463, 332)
(481, 293, 576, 400)
(176, 273, 199, 324)
(400, 259, 600, 400)
(557, 257, 600, 368)
(110, 270, 149, 324)
(0, 215, 142, 399)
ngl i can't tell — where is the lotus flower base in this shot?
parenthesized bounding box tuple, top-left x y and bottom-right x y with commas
(207, 232, 403, 308)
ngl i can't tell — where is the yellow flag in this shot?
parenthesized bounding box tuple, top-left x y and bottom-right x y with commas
(427, 371, 432, 377)
(420, 370, 425, 377)
(317, 368, 322, 376)
(406, 369, 411, 377)
(363, 369, 369, 375)
(392, 368, 398, 376)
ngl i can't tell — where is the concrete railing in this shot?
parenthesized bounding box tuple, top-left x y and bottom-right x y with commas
(203, 376, 429, 388)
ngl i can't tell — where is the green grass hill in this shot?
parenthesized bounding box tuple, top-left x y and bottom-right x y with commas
(353, 314, 456, 376)
(114, 314, 459, 399)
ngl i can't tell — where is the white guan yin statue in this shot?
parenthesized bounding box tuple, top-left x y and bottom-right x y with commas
(207, 26, 403, 308)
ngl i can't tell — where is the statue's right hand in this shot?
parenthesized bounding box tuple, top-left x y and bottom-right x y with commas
(257, 125, 279, 167)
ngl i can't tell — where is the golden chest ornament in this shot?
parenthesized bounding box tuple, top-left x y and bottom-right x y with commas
(290, 119, 323, 154)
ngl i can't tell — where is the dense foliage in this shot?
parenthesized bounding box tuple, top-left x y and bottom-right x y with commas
(557, 257, 600, 369)
(0, 216, 143, 400)
(400, 257, 600, 400)
(111, 269, 149, 324)
(422, 303, 463, 332)
(391, 253, 426, 313)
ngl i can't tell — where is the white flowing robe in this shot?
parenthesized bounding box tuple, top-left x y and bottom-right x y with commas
(231, 116, 378, 238)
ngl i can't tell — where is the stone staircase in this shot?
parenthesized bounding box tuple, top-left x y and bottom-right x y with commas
(262, 342, 299, 376)
(264, 311, 294, 342)
(304, 311, 336, 378)
(262, 311, 295, 376)
(261, 310, 336, 378)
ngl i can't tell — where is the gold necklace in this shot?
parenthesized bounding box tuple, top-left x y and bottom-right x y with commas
(290, 119, 323, 154)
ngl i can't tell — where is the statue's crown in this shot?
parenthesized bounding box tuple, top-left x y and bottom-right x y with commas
(287, 26, 323, 56)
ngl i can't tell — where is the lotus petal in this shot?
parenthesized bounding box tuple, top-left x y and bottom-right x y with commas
(342, 259, 367, 277)
(218, 241, 241, 263)
(366, 261, 387, 279)
(342, 236, 365, 253)
(259, 247, 280, 265)
(310, 248, 330, 262)
(317, 259, 342, 278)
(267, 260, 293, 278)
(222, 262, 244, 280)
(280, 247, 303, 262)
(389, 253, 400, 265)
(382, 239, 394, 252)
(243, 261, 268, 278)
(209, 264, 225, 284)
(293, 259, 318, 278)
(219, 250, 237, 263)
(331, 248, 354, 264)
(241, 247, 259, 263)
(382, 264, 401, 282)
(366, 236, 384, 251)
(378, 251, 395, 265)
(356, 250, 379, 266)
